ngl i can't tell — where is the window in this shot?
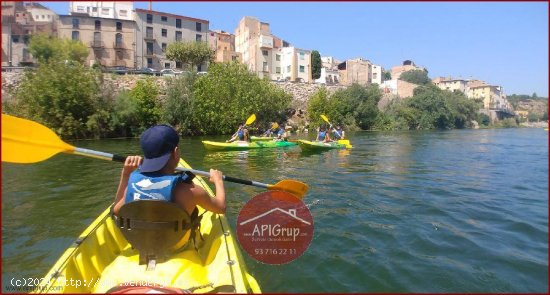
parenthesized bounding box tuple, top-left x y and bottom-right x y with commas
(176, 61, 182, 68)
(161, 16, 167, 22)
(197, 64, 202, 72)
(92, 7, 97, 12)
(263, 62, 268, 72)
(175, 31, 182, 41)
(12, 35, 19, 43)
(162, 29, 167, 37)
(147, 58, 153, 67)
(232, 56, 237, 61)
(276, 67, 281, 74)
(164, 62, 170, 69)
(262, 50, 268, 56)
(276, 54, 280, 61)
(119, 10, 127, 17)
(146, 42, 154, 55)
(373, 73, 378, 79)
(176, 19, 181, 28)
(146, 14, 153, 24)
(116, 22, 122, 31)
(196, 22, 202, 31)
(116, 50, 123, 61)
(102, 8, 109, 15)
(77, 6, 85, 12)
(71, 31, 79, 41)
(146, 27, 153, 38)
(72, 18, 79, 29)
(299, 52, 304, 60)
(161, 43, 167, 52)
(299, 65, 305, 73)
(196, 34, 202, 42)
(286, 65, 291, 73)
(95, 20, 101, 30)
(115, 33, 123, 46)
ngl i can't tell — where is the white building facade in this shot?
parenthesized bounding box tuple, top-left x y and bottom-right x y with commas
(69, 1, 134, 21)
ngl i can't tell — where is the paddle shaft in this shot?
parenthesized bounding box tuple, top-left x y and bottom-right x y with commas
(73, 147, 269, 189)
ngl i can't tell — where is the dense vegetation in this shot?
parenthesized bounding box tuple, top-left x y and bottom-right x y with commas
(307, 83, 482, 131)
(4, 36, 292, 139)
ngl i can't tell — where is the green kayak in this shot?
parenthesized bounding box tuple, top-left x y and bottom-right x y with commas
(297, 140, 349, 151)
(250, 136, 276, 141)
(203, 140, 298, 151)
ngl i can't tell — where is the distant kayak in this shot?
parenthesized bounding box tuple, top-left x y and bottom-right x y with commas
(203, 140, 298, 151)
(297, 140, 348, 151)
(250, 136, 276, 141)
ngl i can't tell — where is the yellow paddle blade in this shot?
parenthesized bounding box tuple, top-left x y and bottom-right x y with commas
(245, 114, 256, 125)
(268, 179, 309, 199)
(271, 122, 279, 129)
(1, 114, 75, 163)
(320, 115, 330, 123)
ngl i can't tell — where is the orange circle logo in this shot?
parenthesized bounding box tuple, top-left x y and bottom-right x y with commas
(236, 191, 314, 264)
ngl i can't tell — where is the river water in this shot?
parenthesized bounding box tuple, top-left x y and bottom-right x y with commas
(2, 128, 548, 292)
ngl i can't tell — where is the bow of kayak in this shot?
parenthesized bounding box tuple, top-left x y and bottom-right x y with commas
(35, 158, 261, 294)
(202, 140, 297, 151)
(297, 140, 348, 151)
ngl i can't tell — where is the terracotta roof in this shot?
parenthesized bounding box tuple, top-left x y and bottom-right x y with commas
(135, 8, 208, 24)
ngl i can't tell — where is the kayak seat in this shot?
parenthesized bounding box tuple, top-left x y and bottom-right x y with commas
(112, 200, 203, 269)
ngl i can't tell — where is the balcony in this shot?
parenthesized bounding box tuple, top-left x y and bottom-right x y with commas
(90, 40, 104, 48)
(145, 51, 155, 57)
(144, 34, 155, 41)
(259, 34, 273, 49)
(114, 42, 125, 49)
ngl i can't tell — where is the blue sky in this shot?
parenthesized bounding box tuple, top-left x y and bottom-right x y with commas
(42, 1, 548, 96)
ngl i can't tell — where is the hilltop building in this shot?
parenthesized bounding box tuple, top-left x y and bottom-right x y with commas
(208, 30, 241, 63)
(2, 1, 57, 66)
(134, 8, 209, 70)
(391, 60, 426, 80)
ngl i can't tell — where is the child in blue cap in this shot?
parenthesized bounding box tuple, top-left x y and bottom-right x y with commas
(113, 125, 226, 216)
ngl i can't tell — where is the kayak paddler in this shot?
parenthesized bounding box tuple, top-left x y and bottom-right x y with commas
(113, 125, 227, 216)
(226, 123, 250, 143)
(316, 124, 332, 142)
(331, 125, 345, 140)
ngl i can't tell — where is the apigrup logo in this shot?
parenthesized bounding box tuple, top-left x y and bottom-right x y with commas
(237, 191, 314, 264)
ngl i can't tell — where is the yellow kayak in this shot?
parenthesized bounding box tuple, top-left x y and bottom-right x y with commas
(35, 158, 261, 293)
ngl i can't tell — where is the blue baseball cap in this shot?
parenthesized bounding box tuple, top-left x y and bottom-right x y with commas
(139, 125, 179, 173)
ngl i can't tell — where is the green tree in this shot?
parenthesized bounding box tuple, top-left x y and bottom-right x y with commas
(383, 70, 392, 81)
(162, 73, 197, 135)
(128, 79, 161, 133)
(306, 84, 381, 130)
(191, 62, 291, 135)
(29, 33, 88, 64)
(311, 50, 322, 80)
(9, 59, 102, 138)
(306, 87, 333, 127)
(399, 69, 430, 85)
(165, 41, 214, 71)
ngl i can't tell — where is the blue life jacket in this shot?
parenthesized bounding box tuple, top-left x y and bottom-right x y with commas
(276, 128, 284, 136)
(237, 129, 245, 140)
(318, 131, 327, 141)
(332, 129, 343, 139)
(125, 171, 194, 204)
